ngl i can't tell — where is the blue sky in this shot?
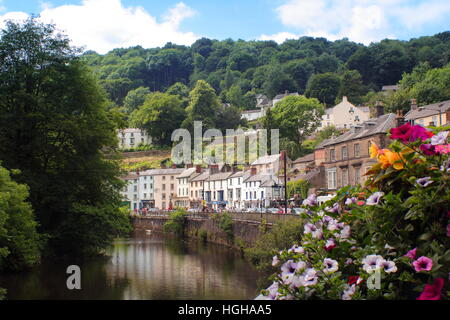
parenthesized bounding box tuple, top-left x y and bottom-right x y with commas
(0, 0, 449, 54)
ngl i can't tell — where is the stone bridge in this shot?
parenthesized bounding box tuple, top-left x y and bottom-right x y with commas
(131, 211, 300, 248)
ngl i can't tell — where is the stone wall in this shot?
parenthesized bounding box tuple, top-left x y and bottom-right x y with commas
(131, 215, 272, 248)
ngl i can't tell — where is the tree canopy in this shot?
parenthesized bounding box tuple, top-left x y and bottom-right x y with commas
(0, 18, 131, 257)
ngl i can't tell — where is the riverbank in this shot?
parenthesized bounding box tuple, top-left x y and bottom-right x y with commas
(0, 232, 265, 300)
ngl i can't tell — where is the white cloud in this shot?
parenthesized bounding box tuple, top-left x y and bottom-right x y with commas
(259, 31, 300, 43)
(263, 0, 450, 44)
(0, 0, 199, 54)
(0, 0, 5, 12)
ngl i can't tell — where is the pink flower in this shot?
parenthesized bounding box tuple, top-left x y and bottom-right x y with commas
(435, 144, 450, 154)
(405, 248, 417, 260)
(390, 123, 413, 143)
(417, 278, 445, 300)
(447, 224, 450, 237)
(390, 123, 433, 144)
(420, 143, 437, 156)
(409, 125, 434, 142)
(413, 256, 433, 272)
(324, 238, 336, 251)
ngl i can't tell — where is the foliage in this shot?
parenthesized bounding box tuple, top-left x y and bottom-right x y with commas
(245, 217, 304, 273)
(261, 124, 449, 300)
(81, 32, 450, 112)
(123, 86, 151, 114)
(130, 92, 185, 146)
(287, 180, 310, 199)
(218, 212, 234, 242)
(271, 95, 324, 159)
(182, 80, 221, 132)
(163, 209, 188, 236)
(0, 165, 42, 272)
(0, 19, 132, 257)
(305, 72, 341, 106)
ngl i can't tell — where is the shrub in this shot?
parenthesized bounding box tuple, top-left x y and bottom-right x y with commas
(163, 209, 188, 236)
(245, 217, 304, 273)
(260, 124, 449, 300)
(218, 212, 234, 242)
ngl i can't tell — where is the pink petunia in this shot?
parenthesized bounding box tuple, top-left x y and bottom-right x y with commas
(434, 144, 450, 154)
(417, 278, 445, 300)
(413, 256, 433, 272)
(405, 248, 417, 260)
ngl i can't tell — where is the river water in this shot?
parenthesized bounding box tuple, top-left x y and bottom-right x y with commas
(0, 231, 266, 300)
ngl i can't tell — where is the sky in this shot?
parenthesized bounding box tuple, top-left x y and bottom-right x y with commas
(0, 0, 449, 54)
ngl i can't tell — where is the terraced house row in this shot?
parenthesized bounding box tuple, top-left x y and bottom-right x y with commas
(120, 154, 291, 211)
(120, 99, 450, 212)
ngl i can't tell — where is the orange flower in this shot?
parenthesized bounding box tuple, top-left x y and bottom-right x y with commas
(377, 149, 404, 170)
(370, 142, 382, 159)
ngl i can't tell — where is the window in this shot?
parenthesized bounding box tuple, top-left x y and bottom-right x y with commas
(342, 146, 348, 160)
(246, 192, 248, 200)
(162, 194, 166, 200)
(342, 169, 349, 187)
(133, 186, 137, 192)
(261, 191, 264, 199)
(162, 176, 166, 180)
(162, 202, 166, 209)
(171, 176, 174, 180)
(254, 191, 257, 199)
(170, 184, 174, 191)
(150, 184, 153, 189)
(133, 194, 137, 201)
(143, 193, 147, 199)
(162, 184, 166, 191)
(130, 138, 135, 145)
(368, 141, 372, 157)
(327, 168, 337, 189)
(330, 149, 335, 162)
(144, 183, 147, 189)
(354, 144, 360, 158)
(354, 167, 361, 185)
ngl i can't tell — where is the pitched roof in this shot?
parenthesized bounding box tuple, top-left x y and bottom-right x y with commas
(291, 168, 321, 182)
(273, 92, 299, 100)
(382, 85, 399, 91)
(177, 167, 197, 178)
(293, 153, 314, 164)
(190, 171, 210, 182)
(404, 100, 450, 121)
(251, 154, 280, 165)
(141, 168, 184, 176)
(208, 172, 233, 181)
(122, 173, 139, 180)
(320, 113, 397, 147)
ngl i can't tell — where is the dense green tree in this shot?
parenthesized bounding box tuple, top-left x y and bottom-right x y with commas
(284, 60, 314, 93)
(216, 105, 246, 131)
(123, 86, 151, 114)
(182, 80, 221, 131)
(0, 165, 41, 272)
(130, 92, 185, 146)
(0, 19, 131, 256)
(166, 82, 190, 107)
(305, 72, 341, 105)
(271, 96, 324, 158)
(337, 70, 367, 104)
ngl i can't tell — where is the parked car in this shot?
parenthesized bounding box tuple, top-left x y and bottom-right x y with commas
(253, 207, 267, 213)
(292, 208, 307, 215)
(267, 208, 284, 214)
(187, 208, 198, 213)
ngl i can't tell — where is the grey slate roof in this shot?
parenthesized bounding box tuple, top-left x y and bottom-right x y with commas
(404, 100, 450, 121)
(293, 153, 314, 164)
(251, 154, 280, 165)
(177, 168, 197, 178)
(208, 172, 233, 181)
(320, 113, 397, 148)
(142, 168, 185, 176)
(190, 171, 209, 182)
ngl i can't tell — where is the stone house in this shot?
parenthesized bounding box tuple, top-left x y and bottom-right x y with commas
(117, 128, 151, 149)
(405, 99, 450, 127)
(320, 113, 397, 191)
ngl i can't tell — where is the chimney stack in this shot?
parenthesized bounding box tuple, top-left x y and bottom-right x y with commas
(195, 165, 202, 173)
(251, 167, 257, 175)
(410, 99, 418, 111)
(209, 164, 219, 174)
(396, 109, 405, 127)
(186, 163, 193, 169)
(172, 164, 177, 169)
(160, 163, 166, 169)
(375, 101, 384, 118)
(342, 96, 348, 102)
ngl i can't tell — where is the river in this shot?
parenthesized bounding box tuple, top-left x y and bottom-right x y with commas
(0, 231, 267, 300)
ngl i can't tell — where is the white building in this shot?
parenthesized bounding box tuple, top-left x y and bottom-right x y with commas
(242, 169, 281, 209)
(120, 173, 139, 211)
(175, 167, 200, 208)
(138, 171, 155, 209)
(241, 109, 263, 122)
(118, 128, 152, 149)
(205, 171, 233, 210)
(227, 170, 250, 210)
(319, 96, 370, 130)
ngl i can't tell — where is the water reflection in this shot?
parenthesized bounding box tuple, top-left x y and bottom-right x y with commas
(0, 232, 264, 300)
